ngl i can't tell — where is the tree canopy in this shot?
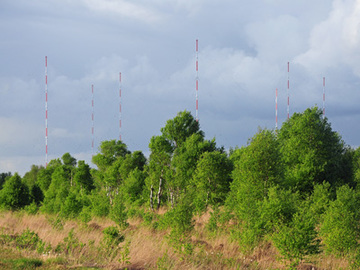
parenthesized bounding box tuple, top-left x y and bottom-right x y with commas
(1, 106, 359, 268)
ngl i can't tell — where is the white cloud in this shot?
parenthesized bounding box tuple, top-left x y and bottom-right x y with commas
(1, 0, 360, 176)
(82, 0, 162, 23)
(0, 117, 43, 155)
(295, 0, 360, 74)
(245, 15, 307, 63)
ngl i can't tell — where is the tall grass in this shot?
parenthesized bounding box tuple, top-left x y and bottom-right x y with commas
(0, 209, 350, 269)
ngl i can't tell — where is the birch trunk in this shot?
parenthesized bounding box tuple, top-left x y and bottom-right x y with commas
(157, 177, 163, 210)
(150, 185, 154, 211)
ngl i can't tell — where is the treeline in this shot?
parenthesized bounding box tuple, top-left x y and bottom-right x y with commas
(1, 107, 360, 267)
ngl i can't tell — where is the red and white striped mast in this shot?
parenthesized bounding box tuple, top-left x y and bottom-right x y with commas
(91, 84, 94, 155)
(322, 77, 326, 118)
(195, 39, 199, 122)
(45, 56, 48, 167)
(275, 88, 278, 130)
(287, 61, 290, 120)
(119, 72, 122, 141)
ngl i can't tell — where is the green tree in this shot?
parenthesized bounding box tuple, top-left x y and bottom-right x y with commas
(193, 151, 232, 211)
(0, 173, 30, 210)
(29, 184, 44, 206)
(92, 140, 131, 203)
(320, 185, 360, 255)
(226, 129, 282, 251)
(307, 181, 332, 222)
(146, 111, 207, 210)
(37, 158, 62, 192)
(170, 133, 216, 206)
(37, 168, 53, 192)
(259, 186, 300, 233)
(227, 128, 282, 211)
(23, 165, 42, 187)
(278, 107, 352, 193)
(61, 153, 77, 187)
(352, 147, 360, 187)
(92, 140, 130, 172)
(146, 135, 173, 210)
(272, 205, 320, 267)
(110, 194, 128, 229)
(121, 168, 146, 203)
(161, 110, 203, 148)
(89, 189, 110, 217)
(41, 166, 70, 213)
(74, 160, 94, 193)
(61, 191, 83, 219)
(0, 172, 12, 190)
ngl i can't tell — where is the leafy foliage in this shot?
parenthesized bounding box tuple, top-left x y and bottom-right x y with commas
(110, 194, 128, 229)
(2, 107, 360, 269)
(272, 205, 320, 267)
(320, 185, 360, 255)
(0, 173, 30, 210)
(0, 172, 11, 190)
(278, 107, 351, 193)
(193, 151, 232, 212)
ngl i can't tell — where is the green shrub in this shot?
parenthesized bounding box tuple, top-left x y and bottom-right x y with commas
(101, 226, 125, 249)
(78, 206, 92, 224)
(24, 202, 38, 215)
(60, 192, 83, 219)
(91, 191, 110, 217)
(320, 185, 360, 256)
(206, 206, 220, 234)
(56, 229, 85, 255)
(100, 226, 125, 260)
(110, 194, 128, 229)
(15, 229, 42, 250)
(272, 208, 320, 268)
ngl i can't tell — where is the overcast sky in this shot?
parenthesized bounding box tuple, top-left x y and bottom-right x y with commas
(1, 0, 360, 175)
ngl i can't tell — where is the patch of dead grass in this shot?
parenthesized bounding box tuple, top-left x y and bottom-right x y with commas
(0, 210, 352, 269)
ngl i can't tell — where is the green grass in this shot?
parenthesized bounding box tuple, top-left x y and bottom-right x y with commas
(0, 246, 101, 270)
(0, 247, 41, 269)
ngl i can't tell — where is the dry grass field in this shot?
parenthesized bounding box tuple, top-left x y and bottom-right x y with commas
(0, 210, 350, 269)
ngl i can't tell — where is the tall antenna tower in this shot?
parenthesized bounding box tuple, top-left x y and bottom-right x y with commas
(119, 72, 122, 141)
(91, 84, 94, 155)
(45, 56, 48, 167)
(322, 77, 326, 118)
(287, 61, 290, 120)
(275, 88, 278, 130)
(195, 39, 199, 122)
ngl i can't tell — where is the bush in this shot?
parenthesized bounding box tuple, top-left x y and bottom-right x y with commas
(100, 226, 125, 260)
(55, 229, 85, 255)
(320, 185, 360, 255)
(90, 191, 110, 217)
(110, 194, 128, 229)
(15, 229, 42, 250)
(60, 192, 83, 219)
(24, 202, 39, 215)
(102, 226, 125, 248)
(78, 206, 92, 224)
(272, 207, 320, 267)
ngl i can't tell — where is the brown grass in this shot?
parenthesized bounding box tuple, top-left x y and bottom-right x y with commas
(0, 210, 351, 270)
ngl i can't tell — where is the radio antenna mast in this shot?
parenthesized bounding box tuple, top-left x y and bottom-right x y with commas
(45, 56, 48, 167)
(195, 39, 199, 122)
